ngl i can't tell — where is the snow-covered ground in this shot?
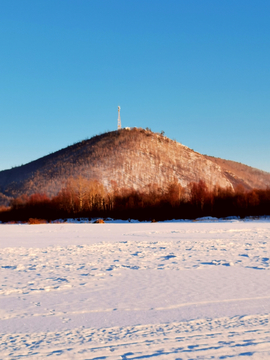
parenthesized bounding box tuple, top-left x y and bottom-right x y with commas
(1, 220, 270, 359)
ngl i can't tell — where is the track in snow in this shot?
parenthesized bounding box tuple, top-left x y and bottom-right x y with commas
(1, 221, 270, 359)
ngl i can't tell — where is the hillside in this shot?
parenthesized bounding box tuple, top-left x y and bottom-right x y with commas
(1, 128, 270, 203)
(205, 156, 270, 190)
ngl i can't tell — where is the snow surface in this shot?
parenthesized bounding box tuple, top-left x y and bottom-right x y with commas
(1, 220, 270, 359)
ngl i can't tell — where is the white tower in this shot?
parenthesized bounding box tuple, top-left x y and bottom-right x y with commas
(117, 106, 121, 130)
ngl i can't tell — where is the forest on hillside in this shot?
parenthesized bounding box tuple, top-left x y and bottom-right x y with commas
(0, 177, 270, 223)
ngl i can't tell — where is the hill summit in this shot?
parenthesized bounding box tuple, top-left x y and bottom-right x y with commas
(1, 127, 270, 203)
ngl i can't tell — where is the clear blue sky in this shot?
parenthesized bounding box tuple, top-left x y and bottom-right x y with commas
(1, 0, 270, 172)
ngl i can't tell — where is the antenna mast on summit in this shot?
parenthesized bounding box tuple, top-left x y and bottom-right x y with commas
(117, 106, 121, 130)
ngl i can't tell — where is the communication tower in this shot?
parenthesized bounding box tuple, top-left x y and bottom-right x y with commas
(117, 106, 121, 130)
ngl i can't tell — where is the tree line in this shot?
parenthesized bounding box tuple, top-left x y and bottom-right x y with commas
(0, 177, 270, 222)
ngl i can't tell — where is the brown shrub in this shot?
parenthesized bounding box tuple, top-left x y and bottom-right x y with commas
(94, 219, 105, 224)
(0, 206, 10, 212)
(28, 218, 47, 225)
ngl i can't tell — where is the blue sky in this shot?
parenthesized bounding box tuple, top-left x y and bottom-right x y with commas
(1, 0, 270, 172)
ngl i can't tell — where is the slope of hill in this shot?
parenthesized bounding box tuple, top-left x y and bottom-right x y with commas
(205, 156, 270, 190)
(0, 128, 270, 202)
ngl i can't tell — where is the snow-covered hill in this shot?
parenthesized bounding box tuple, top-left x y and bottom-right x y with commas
(1, 128, 270, 202)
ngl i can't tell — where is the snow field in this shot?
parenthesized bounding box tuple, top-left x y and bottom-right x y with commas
(0, 221, 270, 359)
